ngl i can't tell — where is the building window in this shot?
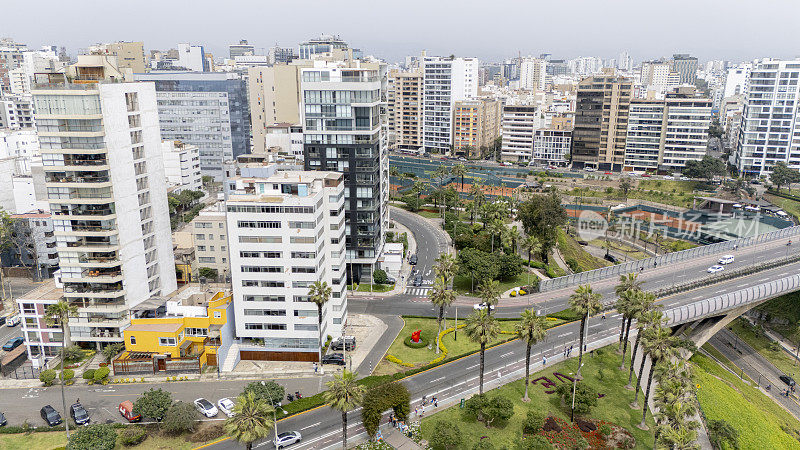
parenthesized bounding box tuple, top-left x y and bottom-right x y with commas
(159, 337, 177, 346)
(214, 311, 221, 318)
(130, 336, 136, 345)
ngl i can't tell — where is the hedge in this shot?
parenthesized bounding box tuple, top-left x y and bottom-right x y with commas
(362, 382, 411, 438)
(403, 335, 428, 349)
(385, 355, 414, 367)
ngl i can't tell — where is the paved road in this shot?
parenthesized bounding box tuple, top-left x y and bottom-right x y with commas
(708, 328, 800, 419)
(389, 207, 450, 299)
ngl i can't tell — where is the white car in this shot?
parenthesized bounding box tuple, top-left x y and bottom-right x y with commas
(679, 176, 690, 181)
(663, 175, 674, 180)
(217, 398, 235, 418)
(584, 167, 596, 172)
(718, 255, 735, 265)
(194, 398, 218, 418)
(473, 302, 496, 311)
(707, 265, 725, 274)
(274, 431, 302, 448)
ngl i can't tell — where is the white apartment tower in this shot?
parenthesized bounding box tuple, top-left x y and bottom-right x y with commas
(734, 59, 800, 177)
(422, 55, 479, 153)
(227, 171, 347, 361)
(501, 105, 541, 163)
(520, 58, 547, 91)
(32, 81, 177, 348)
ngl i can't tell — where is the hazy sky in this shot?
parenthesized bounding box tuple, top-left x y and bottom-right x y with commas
(7, 0, 800, 64)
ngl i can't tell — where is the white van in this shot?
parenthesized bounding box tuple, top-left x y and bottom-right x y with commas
(718, 255, 735, 265)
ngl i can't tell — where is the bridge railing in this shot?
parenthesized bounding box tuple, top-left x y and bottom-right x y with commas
(662, 274, 800, 326)
(537, 225, 800, 293)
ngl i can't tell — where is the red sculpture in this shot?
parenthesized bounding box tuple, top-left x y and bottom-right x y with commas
(411, 329, 422, 343)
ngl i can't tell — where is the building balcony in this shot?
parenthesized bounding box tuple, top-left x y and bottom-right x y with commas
(52, 207, 115, 220)
(70, 317, 128, 328)
(65, 269, 123, 283)
(70, 329, 123, 342)
(59, 239, 119, 252)
(62, 284, 125, 298)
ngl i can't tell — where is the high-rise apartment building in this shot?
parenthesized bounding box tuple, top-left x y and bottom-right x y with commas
(452, 98, 501, 158)
(134, 72, 250, 180)
(30, 79, 176, 350)
(501, 105, 539, 163)
(387, 69, 423, 150)
(572, 70, 632, 171)
(0, 95, 35, 129)
(520, 58, 547, 91)
(229, 40, 255, 59)
(176, 43, 209, 72)
(733, 59, 800, 177)
(422, 55, 479, 153)
(226, 171, 347, 361)
(670, 54, 698, 85)
(618, 52, 632, 72)
(300, 59, 389, 280)
(268, 46, 296, 65)
(625, 87, 711, 172)
(0, 40, 26, 94)
(723, 64, 752, 98)
(161, 140, 202, 192)
(248, 65, 304, 155)
(87, 42, 147, 73)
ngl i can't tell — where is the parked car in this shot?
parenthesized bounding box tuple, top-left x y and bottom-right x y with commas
(409, 254, 418, 265)
(718, 255, 735, 265)
(584, 167, 596, 172)
(780, 375, 796, 386)
(385, 276, 397, 284)
(707, 265, 724, 274)
(413, 275, 423, 287)
(194, 398, 218, 418)
(118, 401, 141, 422)
(330, 336, 356, 351)
(321, 353, 346, 365)
(473, 302, 496, 311)
(0, 411, 6, 426)
(70, 403, 90, 425)
(217, 398, 235, 418)
(274, 430, 302, 448)
(40, 405, 62, 426)
(3, 336, 24, 351)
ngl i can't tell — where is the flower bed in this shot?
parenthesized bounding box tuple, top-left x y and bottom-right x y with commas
(539, 416, 625, 449)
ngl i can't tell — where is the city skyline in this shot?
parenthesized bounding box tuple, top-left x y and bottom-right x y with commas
(8, 0, 800, 64)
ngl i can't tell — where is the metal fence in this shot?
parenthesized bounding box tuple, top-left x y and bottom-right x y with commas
(662, 273, 800, 326)
(8, 365, 41, 379)
(538, 225, 800, 292)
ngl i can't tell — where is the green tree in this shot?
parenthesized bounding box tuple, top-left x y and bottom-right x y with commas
(44, 298, 78, 437)
(323, 370, 366, 449)
(523, 235, 542, 265)
(522, 410, 545, 435)
(372, 268, 388, 284)
(308, 281, 332, 373)
(619, 178, 632, 199)
(429, 277, 456, 354)
(569, 285, 602, 378)
(224, 391, 274, 450)
(614, 273, 643, 355)
(463, 394, 514, 427)
(433, 252, 458, 286)
(770, 161, 800, 193)
(638, 324, 693, 429)
(429, 420, 463, 450)
(555, 382, 598, 415)
(682, 155, 725, 183)
(243, 380, 285, 406)
(162, 401, 198, 434)
(496, 252, 524, 280)
(518, 192, 568, 261)
(487, 219, 506, 253)
(134, 388, 173, 421)
(102, 342, 125, 362)
(627, 293, 658, 390)
(66, 423, 117, 450)
(198, 267, 218, 280)
(516, 309, 547, 402)
(707, 117, 724, 139)
(0, 209, 17, 251)
(465, 309, 500, 394)
(657, 424, 700, 450)
(452, 163, 467, 190)
(457, 248, 499, 287)
(518, 435, 553, 449)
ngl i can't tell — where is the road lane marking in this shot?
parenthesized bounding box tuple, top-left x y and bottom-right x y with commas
(300, 421, 321, 431)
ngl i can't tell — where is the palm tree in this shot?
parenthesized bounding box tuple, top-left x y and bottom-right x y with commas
(638, 325, 690, 429)
(224, 391, 275, 450)
(507, 225, 522, 255)
(477, 279, 501, 313)
(627, 293, 658, 390)
(308, 281, 332, 374)
(323, 370, 366, 449)
(523, 235, 541, 265)
(657, 424, 700, 450)
(614, 273, 643, 353)
(429, 277, 456, 354)
(488, 219, 506, 253)
(45, 299, 77, 439)
(465, 309, 500, 394)
(568, 285, 602, 378)
(452, 163, 467, 190)
(515, 309, 547, 402)
(433, 252, 457, 286)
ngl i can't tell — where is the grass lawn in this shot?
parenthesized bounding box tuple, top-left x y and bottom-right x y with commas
(729, 318, 800, 380)
(637, 179, 700, 194)
(416, 210, 443, 219)
(700, 344, 755, 385)
(0, 429, 219, 450)
(558, 228, 612, 272)
(355, 283, 394, 292)
(419, 345, 655, 449)
(589, 238, 649, 261)
(453, 274, 531, 296)
(691, 351, 800, 449)
(766, 193, 800, 221)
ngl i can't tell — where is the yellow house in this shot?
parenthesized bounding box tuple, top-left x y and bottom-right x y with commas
(121, 288, 232, 369)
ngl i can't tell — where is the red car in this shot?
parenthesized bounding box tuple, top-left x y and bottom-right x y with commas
(119, 401, 141, 422)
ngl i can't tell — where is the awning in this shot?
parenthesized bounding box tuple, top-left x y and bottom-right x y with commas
(180, 340, 194, 349)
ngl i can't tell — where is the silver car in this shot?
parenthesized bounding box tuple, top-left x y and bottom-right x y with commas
(194, 398, 218, 418)
(274, 431, 302, 448)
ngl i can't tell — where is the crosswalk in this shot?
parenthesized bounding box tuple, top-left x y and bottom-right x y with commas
(405, 287, 432, 296)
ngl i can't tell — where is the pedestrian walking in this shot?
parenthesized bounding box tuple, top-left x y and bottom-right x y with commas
(434, 397, 439, 407)
(313, 362, 318, 373)
(420, 405, 425, 417)
(602, 312, 606, 320)
(414, 406, 418, 417)
(542, 356, 547, 366)
(422, 395, 427, 404)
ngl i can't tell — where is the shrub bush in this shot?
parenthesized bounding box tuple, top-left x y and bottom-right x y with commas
(67, 423, 117, 450)
(63, 345, 84, 363)
(60, 369, 75, 385)
(403, 335, 428, 348)
(93, 366, 110, 383)
(40, 369, 56, 386)
(162, 401, 198, 434)
(523, 410, 545, 435)
(385, 355, 414, 367)
(373, 268, 388, 285)
(519, 435, 553, 449)
(361, 382, 410, 438)
(82, 369, 96, 380)
(188, 423, 225, 442)
(598, 424, 612, 438)
(118, 426, 147, 446)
